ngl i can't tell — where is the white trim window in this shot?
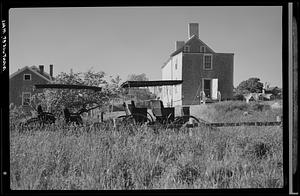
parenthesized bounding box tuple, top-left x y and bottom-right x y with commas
(203, 54, 213, 70)
(22, 92, 31, 106)
(24, 74, 31, 81)
(184, 45, 190, 53)
(200, 46, 206, 53)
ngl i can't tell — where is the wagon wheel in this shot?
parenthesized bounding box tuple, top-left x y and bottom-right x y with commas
(24, 117, 41, 129)
(118, 114, 152, 126)
(147, 112, 155, 124)
(116, 114, 152, 134)
(171, 115, 201, 129)
(43, 114, 56, 125)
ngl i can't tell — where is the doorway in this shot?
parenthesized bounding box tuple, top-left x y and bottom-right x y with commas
(203, 79, 211, 98)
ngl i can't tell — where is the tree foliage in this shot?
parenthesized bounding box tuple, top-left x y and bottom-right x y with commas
(125, 73, 156, 101)
(236, 77, 264, 94)
(127, 73, 149, 81)
(31, 69, 117, 116)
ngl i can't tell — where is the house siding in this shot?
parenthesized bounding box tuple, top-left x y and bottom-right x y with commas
(182, 53, 233, 105)
(163, 23, 235, 106)
(161, 53, 183, 106)
(162, 50, 233, 106)
(9, 69, 50, 107)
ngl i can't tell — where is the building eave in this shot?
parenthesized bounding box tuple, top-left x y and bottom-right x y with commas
(161, 57, 172, 69)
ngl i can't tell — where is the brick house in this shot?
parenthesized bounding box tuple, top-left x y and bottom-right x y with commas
(9, 65, 54, 111)
(161, 23, 234, 106)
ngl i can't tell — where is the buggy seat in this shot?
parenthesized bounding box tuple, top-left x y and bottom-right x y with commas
(123, 100, 148, 123)
(150, 100, 174, 123)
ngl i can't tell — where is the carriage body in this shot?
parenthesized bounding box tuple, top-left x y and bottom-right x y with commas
(116, 80, 200, 128)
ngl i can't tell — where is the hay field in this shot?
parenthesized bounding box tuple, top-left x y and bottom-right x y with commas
(10, 101, 283, 190)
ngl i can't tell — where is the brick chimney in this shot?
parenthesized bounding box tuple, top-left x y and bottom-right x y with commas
(49, 64, 53, 78)
(39, 65, 44, 74)
(188, 23, 199, 38)
(175, 41, 185, 50)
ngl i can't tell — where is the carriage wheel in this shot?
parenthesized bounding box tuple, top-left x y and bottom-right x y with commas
(117, 114, 152, 126)
(44, 116, 56, 125)
(24, 117, 41, 130)
(116, 114, 152, 134)
(171, 115, 201, 128)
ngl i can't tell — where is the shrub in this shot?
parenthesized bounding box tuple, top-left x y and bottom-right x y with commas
(251, 103, 271, 111)
(232, 93, 244, 101)
(214, 101, 250, 113)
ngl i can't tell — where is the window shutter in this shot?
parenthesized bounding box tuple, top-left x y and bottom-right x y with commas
(211, 79, 218, 100)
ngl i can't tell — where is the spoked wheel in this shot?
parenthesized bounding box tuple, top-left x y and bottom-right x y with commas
(171, 115, 201, 129)
(44, 115, 56, 124)
(23, 117, 41, 130)
(117, 114, 152, 126)
(116, 114, 153, 134)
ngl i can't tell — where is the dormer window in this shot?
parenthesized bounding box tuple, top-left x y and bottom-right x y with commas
(200, 46, 206, 53)
(184, 45, 190, 53)
(203, 54, 213, 70)
(24, 74, 31, 81)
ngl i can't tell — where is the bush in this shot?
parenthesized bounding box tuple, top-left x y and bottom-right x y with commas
(232, 93, 244, 101)
(251, 103, 271, 111)
(214, 101, 250, 113)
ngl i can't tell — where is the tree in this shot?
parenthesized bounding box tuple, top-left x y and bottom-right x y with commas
(31, 68, 114, 116)
(126, 73, 155, 101)
(127, 73, 149, 81)
(236, 77, 264, 94)
(108, 75, 123, 98)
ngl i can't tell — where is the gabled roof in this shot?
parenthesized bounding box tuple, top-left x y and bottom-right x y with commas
(9, 66, 53, 83)
(170, 35, 215, 57)
(30, 66, 53, 81)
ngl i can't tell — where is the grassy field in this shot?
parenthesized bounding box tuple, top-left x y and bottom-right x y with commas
(10, 101, 283, 190)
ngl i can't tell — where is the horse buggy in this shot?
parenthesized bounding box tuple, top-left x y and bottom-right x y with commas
(114, 80, 202, 129)
(23, 84, 103, 128)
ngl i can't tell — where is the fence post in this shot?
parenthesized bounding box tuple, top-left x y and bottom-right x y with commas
(101, 112, 104, 123)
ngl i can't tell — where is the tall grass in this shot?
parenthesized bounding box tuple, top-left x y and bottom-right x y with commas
(10, 101, 283, 190)
(191, 101, 282, 123)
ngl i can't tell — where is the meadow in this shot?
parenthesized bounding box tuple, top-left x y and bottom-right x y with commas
(10, 101, 283, 190)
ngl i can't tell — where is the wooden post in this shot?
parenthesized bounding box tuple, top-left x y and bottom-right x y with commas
(101, 112, 104, 123)
(292, 9, 298, 190)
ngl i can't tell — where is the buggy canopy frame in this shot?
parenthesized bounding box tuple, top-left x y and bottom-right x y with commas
(120, 80, 183, 88)
(34, 84, 102, 91)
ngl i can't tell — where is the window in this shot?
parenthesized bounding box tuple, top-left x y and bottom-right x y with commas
(184, 45, 190, 53)
(22, 92, 31, 106)
(24, 74, 31, 81)
(200, 46, 206, 53)
(203, 54, 213, 70)
(175, 63, 177, 70)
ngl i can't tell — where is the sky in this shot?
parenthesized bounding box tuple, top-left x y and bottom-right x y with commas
(9, 6, 282, 87)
